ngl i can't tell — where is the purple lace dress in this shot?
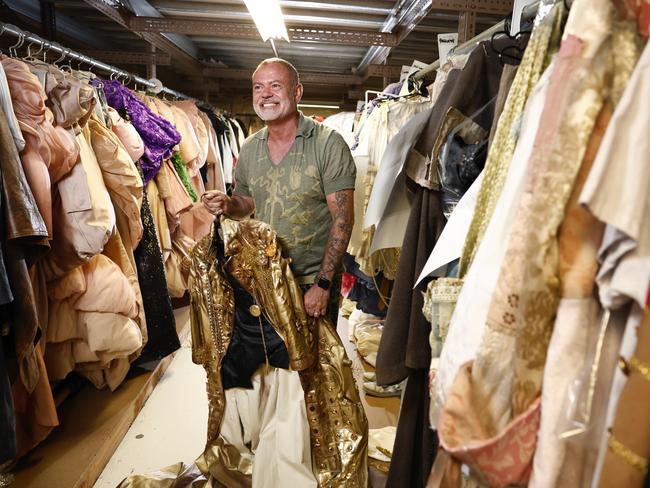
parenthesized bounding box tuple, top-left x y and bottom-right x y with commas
(92, 80, 180, 183)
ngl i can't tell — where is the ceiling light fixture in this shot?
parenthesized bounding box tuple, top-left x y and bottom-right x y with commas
(243, 0, 289, 56)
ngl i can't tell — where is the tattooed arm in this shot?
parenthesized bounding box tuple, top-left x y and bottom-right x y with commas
(303, 189, 354, 317)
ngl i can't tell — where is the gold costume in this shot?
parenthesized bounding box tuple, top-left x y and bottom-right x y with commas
(119, 218, 368, 488)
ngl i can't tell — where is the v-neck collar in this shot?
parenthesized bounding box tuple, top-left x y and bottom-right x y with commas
(253, 111, 316, 142)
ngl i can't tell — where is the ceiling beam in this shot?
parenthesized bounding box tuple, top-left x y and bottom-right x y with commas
(432, 0, 514, 14)
(366, 64, 403, 79)
(81, 0, 203, 75)
(5, 0, 115, 49)
(129, 17, 399, 47)
(356, 0, 435, 74)
(394, 0, 437, 44)
(202, 67, 362, 85)
(458, 11, 477, 42)
(81, 49, 171, 65)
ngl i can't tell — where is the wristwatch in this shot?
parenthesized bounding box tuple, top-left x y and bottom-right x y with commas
(316, 275, 331, 290)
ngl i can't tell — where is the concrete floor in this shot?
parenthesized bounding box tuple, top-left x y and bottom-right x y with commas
(94, 310, 399, 487)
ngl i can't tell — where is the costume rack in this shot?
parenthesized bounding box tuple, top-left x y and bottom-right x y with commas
(0, 22, 197, 102)
(412, 0, 545, 82)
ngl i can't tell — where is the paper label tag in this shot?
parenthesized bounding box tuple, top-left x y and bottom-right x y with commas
(437, 33, 459, 65)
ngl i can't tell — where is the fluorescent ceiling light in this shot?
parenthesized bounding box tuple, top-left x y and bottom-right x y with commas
(243, 0, 289, 42)
(298, 104, 340, 109)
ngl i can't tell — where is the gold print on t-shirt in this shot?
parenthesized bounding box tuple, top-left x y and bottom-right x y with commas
(249, 152, 323, 262)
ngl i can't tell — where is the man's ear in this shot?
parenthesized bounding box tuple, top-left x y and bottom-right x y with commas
(294, 83, 304, 103)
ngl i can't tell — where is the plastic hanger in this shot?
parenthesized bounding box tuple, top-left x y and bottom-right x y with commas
(8, 32, 25, 58)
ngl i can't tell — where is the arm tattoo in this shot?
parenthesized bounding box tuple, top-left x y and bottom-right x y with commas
(319, 190, 354, 280)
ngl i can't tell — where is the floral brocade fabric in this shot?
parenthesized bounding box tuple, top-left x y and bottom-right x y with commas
(457, 3, 563, 277)
(438, 1, 642, 486)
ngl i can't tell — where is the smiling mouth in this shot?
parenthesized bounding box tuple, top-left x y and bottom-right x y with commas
(260, 102, 279, 108)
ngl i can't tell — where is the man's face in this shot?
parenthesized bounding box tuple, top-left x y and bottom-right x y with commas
(252, 63, 303, 122)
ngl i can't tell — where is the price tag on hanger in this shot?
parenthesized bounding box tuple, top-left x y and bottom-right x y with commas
(437, 33, 458, 65)
(510, 0, 538, 36)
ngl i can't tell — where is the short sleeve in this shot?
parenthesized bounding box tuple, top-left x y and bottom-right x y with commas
(320, 131, 357, 195)
(233, 142, 251, 197)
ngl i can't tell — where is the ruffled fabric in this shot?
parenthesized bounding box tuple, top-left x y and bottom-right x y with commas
(2, 57, 79, 235)
(28, 62, 96, 134)
(94, 79, 181, 183)
(107, 106, 145, 163)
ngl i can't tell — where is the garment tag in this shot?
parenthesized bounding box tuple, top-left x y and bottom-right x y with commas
(399, 60, 428, 95)
(437, 33, 458, 65)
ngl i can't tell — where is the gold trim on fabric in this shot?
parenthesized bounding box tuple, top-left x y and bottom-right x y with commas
(608, 430, 650, 473)
(628, 356, 650, 382)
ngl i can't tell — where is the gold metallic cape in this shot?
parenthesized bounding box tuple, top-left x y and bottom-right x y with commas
(119, 218, 368, 488)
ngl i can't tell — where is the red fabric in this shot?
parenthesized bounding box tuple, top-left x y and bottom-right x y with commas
(341, 272, 357, 297)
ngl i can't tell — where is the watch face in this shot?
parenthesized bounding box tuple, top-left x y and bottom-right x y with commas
(317, 277, 331, 290)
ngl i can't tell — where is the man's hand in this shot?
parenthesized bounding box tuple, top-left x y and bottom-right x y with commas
(202, 190, 231, 216)
(303, 284, 329, 317)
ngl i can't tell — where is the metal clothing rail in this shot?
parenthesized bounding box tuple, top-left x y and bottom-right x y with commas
(412, 0, 542, 82)
(0, 22, 196, 102)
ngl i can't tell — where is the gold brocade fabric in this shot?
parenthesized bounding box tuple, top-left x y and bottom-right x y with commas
(479, 13, 635, 428)
(120, 218, 368, 487)
(457, 4, 563, 278)
(425, 278, 463, 360)
(424, 1, 564, 429)
(435, 2, 641, 486)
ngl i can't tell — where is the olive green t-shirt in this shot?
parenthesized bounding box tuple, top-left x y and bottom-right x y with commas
(234, 113, 356, 281)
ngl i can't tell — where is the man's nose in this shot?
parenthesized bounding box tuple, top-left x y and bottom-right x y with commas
(260, 85, 273, 98)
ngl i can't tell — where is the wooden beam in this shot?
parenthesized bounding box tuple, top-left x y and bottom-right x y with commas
(202, 67, 362, 85)
(81, 0, 204, 76)
(81, 49, 171, 66)
(366, 64, 403, 79)
(129, 17, 398, 47)
(458, 11, 477, 42)
(433, 0, 514, 14)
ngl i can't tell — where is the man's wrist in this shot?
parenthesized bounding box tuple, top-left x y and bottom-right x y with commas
(315, 273, 332, 291)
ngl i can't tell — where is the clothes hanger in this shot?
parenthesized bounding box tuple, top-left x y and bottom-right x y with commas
(23, 39, 45, 63)
(53, 47, 68, 67)
(489, 14, 532, 65)
(8, 32, 25, 58)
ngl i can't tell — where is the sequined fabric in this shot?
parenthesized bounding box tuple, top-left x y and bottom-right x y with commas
(133, 168, 179, 362)
(94, 79, 181, 183)
(118, 219, 367, 487)
(180, 219, 368, 487)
